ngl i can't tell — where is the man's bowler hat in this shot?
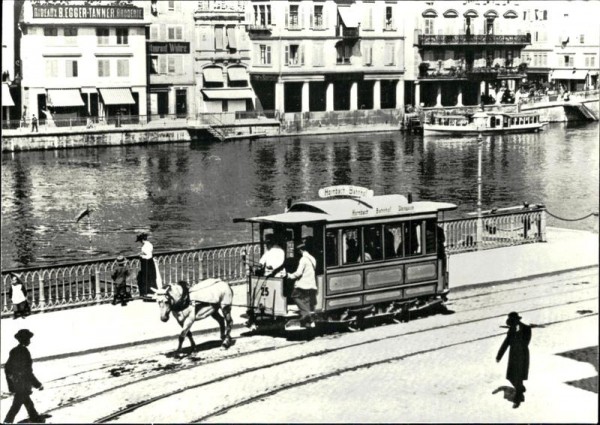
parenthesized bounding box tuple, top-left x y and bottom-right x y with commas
(135, 233, 148, 242)
(507, 312, 521, 321)
(15, 329, 34, 341)
(116, 256, 126, 264)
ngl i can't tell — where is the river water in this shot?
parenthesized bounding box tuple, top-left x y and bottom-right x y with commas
(1, 122, 598, 269)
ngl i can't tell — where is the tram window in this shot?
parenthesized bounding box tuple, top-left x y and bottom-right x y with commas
(325, 230, 339, 267)
(342, 228, 361, 264)
(406, 221, 422, 256)
(425, 219, 437, 254)
(364, 225, 383, 262)
(384, 223, 404, 258)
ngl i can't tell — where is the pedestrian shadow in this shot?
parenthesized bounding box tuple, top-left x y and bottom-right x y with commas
(492, 385, 517, 403)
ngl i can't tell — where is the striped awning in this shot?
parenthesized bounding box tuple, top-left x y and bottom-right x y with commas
(99, 88, 135, 105)
(203, 68, 224, 83)
(47, 89, 85, 107)
(551, 70, 588, 80)
(227, 67, 248, 82)
(201, 89, 254, 100)
(2, 84, 15, 107)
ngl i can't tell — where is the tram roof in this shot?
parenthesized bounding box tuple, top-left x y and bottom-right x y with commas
(242, 195, 457, 224)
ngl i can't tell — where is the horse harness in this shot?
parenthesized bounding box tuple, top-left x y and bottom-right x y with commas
(166, 284, 191, 312)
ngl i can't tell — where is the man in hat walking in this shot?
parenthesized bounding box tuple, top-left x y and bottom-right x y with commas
(4, 329, 44, 423)
(287, 239, 318, 328)
(496, 312, 532, 408)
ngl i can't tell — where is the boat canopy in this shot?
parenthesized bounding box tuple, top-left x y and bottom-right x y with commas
(242, 194, 457, 225)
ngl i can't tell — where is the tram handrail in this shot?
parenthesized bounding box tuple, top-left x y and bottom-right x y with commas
(0, 209, 546, 317)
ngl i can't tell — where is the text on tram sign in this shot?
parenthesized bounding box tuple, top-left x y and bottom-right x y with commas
(319, 185, 374, 199)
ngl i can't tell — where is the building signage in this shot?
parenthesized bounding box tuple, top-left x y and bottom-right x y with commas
(149, 42, 190, 54)
(32, 5, 144, 20)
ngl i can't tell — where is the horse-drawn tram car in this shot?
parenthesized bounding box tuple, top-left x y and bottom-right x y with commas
(235, 186, 457, 332)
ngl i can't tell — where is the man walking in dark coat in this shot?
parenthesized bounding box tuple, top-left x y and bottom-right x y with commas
(4, 329, 44, 423)
(496, 312, 532, 408)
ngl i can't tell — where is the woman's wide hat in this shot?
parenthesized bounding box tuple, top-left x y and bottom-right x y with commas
(116, 256, 126, 264)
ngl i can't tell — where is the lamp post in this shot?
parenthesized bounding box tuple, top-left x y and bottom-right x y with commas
(476, 131, 483, 250)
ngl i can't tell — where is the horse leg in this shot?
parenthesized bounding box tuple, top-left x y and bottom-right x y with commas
(210, 307, 226, 341)
(221, 305, 234, 349)
(186, 331, 196, 351)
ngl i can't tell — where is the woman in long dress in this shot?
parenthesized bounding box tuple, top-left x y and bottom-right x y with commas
(136, 233, 162, 298)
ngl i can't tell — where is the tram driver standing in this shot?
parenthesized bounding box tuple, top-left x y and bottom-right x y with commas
(287, 239, 318, 328)
(258, 234, 286, 278)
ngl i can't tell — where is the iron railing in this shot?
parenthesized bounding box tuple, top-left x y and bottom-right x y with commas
(417, 34, 531, 46)
(0, 209, 546, 317)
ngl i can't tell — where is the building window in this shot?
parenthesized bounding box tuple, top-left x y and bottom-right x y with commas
(424, 18, 434, 35)
(259, 45, 271, 65)
(167, 25, 183, 41)
(45, 59, 59, 78)
(98, 59, 110, 77)
(116, 28, 128, 45)
(363, 44, 373, 65)
(314, 5, 324, 29)
(64, 27, 77, 44)
(96, 28, 110, 45)
(288, 4, 300, 29)
(44, 27, 58, 37)
(313, 41, 324, 66)
(579, 34, 585, 44)
(285, 44, 302, 66)
(254, 4, 271, 26)
(384, 42, 396, 65)
(167, 55, 183, 75)
(150, 55, 159, 74)
(585, 55, 596, 67)
(336, 42, 352, 64)
(65, 60, 78, 77)
(385, 6, 394, 30)
(168, 0, 176, 11)
(150, 25, 159, 41)
(117, 59, 129, 77)
(362, 3, 373, 30)
(214, 26, 224, 50)
(563, 55, 573, 67)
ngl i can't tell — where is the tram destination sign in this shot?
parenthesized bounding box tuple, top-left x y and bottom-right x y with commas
(319, 185, 374, 199)
(32, 5, 144, 20)
(149, 42, 190, 54)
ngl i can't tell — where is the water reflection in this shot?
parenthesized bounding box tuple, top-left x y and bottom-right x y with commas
(1, 122, 598, 269)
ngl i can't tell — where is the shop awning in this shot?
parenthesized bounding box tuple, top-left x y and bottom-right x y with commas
(2, 84, 15, 107)
(338, 6, 359, 28)
(227, 67, 248, 82)
(99, 88, 135, 105)
(47, 89, 85, 107)
(201, 89, 254, 100)
(203, 68, 224, 83)
(551, 70, 588, 80)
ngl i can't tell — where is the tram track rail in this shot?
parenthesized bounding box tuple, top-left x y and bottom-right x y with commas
(32, 272, 597, 422)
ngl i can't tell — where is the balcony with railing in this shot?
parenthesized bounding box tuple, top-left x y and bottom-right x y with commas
(417, 33, 531, 47)
(418, 59, 527, 80)
(337, 25, 360, 39)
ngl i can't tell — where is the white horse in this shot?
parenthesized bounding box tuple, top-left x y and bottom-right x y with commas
(153, 279, 233, 353)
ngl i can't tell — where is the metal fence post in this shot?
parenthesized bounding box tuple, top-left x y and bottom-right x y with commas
(540, 210, 547, 242)
(38, 273, 46, 311)
(94, 265, 101, 302)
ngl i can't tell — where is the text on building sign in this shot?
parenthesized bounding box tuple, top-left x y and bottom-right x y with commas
(32, 5, 144, 20)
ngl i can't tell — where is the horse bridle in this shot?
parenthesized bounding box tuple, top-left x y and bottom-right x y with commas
(161, 284, 191, 313)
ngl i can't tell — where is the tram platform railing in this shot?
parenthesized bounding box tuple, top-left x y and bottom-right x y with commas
(0, 209, 546, 317)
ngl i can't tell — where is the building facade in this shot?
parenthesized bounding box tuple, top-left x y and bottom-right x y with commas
(19, 0, 149, 125)
(521, 1, 599, 91)
(194, 0, 255, 114)
(146, 0, 197, 119)
(247, 0, 405, 114)
(406, 0, 531, 108)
